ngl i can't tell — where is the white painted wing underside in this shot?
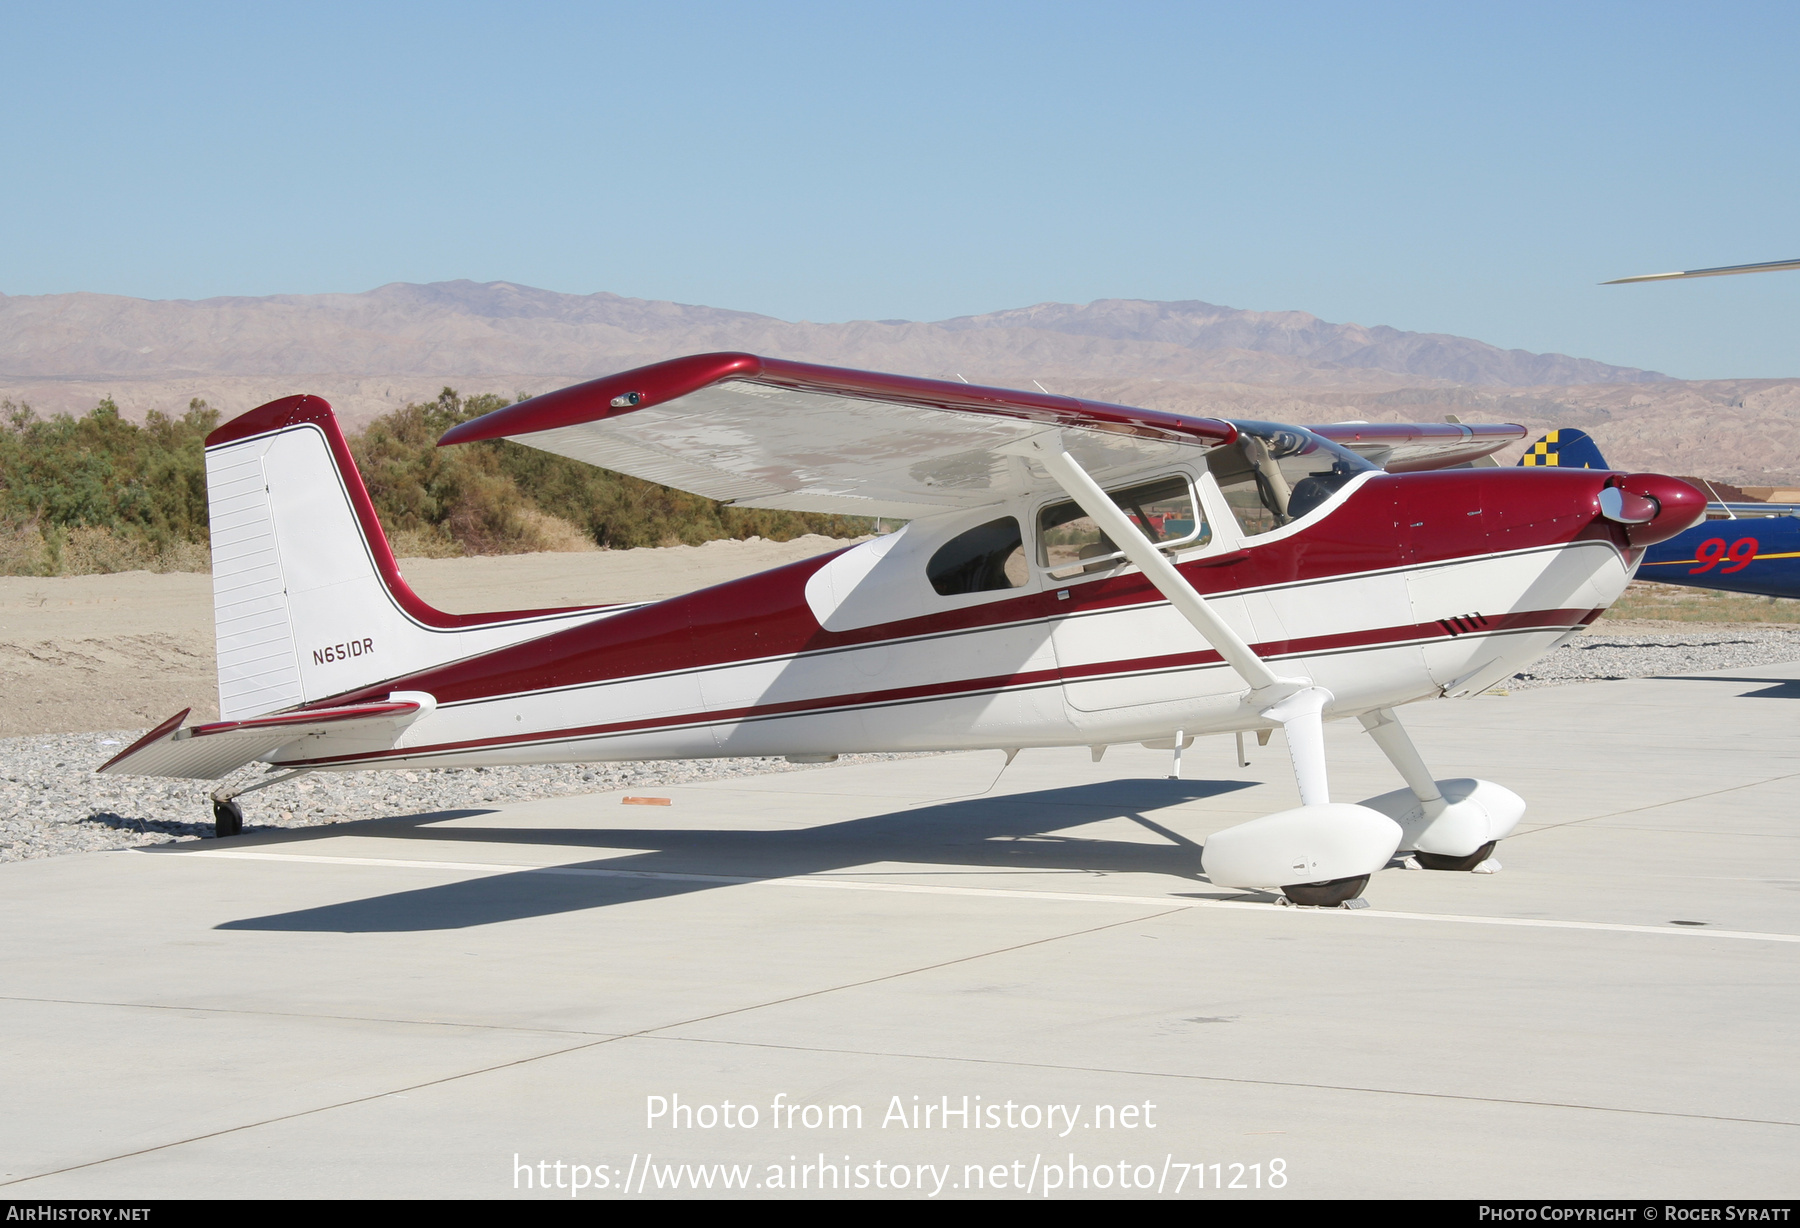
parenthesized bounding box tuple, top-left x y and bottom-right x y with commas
(507, 380, 1212, 518)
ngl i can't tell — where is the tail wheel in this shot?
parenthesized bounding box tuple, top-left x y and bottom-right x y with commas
(1415, 840, 1497, 872)
(1280, 875, 1369, 907)
(213, 798, 243, 838)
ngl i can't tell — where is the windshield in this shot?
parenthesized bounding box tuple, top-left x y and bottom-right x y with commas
(1208, 421, 1376, 536)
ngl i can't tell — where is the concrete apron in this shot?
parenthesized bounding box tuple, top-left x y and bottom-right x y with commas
(1, 661, 1797, 1199)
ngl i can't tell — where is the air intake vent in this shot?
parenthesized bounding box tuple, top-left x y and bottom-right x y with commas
(1437, 612, 1491, 638)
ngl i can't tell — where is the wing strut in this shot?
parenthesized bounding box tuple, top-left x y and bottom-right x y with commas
(1022, 433, 1335, 804)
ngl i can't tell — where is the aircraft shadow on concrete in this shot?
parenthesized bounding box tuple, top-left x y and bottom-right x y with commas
(1661, 675, 1800, 700)
(215, 777, 1255, 933)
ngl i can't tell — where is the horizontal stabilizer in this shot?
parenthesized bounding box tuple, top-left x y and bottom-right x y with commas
(97, 694, 435, 780)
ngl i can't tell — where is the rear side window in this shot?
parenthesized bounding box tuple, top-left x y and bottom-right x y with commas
(1037, 476, 1206, 579)
(928, 517, 1028, 596)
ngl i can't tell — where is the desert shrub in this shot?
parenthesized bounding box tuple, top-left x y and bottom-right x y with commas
(51, 526, 212, 575)
(0, 388, 874, 573)
(0, 519, 50, 576)
(0, 398, 216, 574)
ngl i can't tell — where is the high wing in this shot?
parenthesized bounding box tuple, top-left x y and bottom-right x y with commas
(1311, 421, 1526, 472)
(440, 353, 1521, 500)
(437, 353, 1238, 518)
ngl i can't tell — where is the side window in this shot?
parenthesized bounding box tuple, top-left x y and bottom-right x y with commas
(1037, 476, 1208, 580)
(928, 517, 1028, 596)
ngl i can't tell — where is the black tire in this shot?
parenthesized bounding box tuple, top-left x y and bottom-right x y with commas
(1415, 840, 1496, 872)
(213, 798, 243, 838)
(1280, 875, 1369, 907)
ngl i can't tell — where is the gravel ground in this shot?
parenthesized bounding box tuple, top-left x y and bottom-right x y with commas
(0, 746, 931, 865)
(1505, 625, 1800, 689)
(5, 626, 1798, 865)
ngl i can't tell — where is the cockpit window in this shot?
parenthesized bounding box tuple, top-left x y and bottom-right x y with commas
(928, 516, 1028, 596)
(1037, 475, 1208, 580)
(1207, 422, 1375, 536)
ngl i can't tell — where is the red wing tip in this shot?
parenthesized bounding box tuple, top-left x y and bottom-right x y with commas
(96, 708, 191, 772)
(438, 352, 765, 447)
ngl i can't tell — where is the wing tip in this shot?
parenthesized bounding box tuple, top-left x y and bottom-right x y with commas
(96, 707, 192, 774)
(437, 352, 765, 447)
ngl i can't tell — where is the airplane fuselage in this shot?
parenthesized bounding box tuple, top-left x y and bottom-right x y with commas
(272, 467, 1637, 773)
(1637, 514, 1800, 599)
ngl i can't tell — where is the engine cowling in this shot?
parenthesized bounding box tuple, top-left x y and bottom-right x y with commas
(1604, 473, 1706, 546)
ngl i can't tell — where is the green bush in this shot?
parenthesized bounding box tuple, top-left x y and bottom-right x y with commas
(0, 397, 217, 575)
(0, 389, 873, 575)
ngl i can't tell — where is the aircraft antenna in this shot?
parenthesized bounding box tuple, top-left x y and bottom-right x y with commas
(1697, 477, 1737, 519)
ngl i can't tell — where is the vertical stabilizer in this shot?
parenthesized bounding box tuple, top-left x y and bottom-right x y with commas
(1517, 428, 1610, 470)
(204, 396, 610, 720)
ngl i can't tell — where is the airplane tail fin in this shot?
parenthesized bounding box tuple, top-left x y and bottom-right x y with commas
(1517, 428, 1610, 470)
(203, 396, 605, 722)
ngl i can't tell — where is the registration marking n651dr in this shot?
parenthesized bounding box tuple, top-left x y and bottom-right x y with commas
(312, 637, 374, 665)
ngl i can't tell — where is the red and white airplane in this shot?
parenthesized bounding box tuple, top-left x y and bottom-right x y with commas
(98, 353, 1704, 906)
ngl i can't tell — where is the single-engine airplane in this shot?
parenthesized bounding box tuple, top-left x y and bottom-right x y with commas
(97, 354, 1704, 906)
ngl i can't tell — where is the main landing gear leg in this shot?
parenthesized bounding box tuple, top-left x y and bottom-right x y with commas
(1019, 434, 1402, 907)
(1262, 687, 1379, 907)
(1356, 708, 1517, 873)
(208, 768, 313, 839)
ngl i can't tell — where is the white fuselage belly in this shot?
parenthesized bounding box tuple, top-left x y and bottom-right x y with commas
(281, 538, 1628, 772)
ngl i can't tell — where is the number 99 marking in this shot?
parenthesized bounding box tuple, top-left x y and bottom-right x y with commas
(1690, 537, 1758, 574)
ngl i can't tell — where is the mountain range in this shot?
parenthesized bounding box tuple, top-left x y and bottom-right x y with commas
(2, 280, 1794, 480)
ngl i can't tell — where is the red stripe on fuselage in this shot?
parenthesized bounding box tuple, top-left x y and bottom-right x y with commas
(278, 606, 1597, 768)
(302, 468, 1620, 716)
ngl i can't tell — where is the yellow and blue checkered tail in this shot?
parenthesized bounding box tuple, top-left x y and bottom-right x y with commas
(1517, 428, 1610, 469)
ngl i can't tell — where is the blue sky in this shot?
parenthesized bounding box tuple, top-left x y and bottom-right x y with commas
(4, 1, 1797, 378)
